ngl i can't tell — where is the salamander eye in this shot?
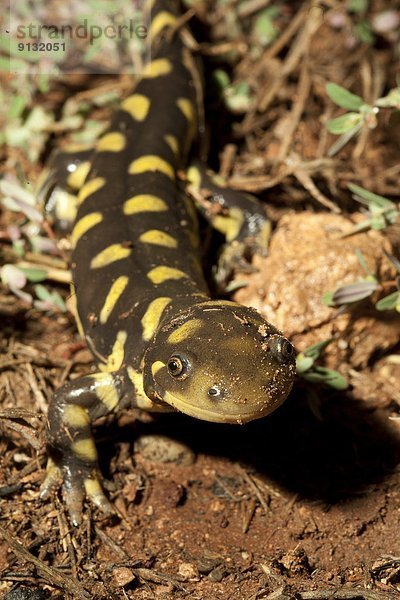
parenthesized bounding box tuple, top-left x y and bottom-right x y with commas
(167, 355, 188, 378)
(270, 336, 294, 363)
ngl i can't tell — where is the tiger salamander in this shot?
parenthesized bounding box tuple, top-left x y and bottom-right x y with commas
(40, 0, 296, 525)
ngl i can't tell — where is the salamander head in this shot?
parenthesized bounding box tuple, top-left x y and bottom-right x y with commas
(143, 300, 296, 424)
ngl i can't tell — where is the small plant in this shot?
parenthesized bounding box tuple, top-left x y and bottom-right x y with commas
(0, 264, 67, 312)
(0, 176, 69, 312)
(322, 248, 400, 313)
(344, 183, 399, 235)
(296, 339, 348, 390)
(325, 82, 400, 156)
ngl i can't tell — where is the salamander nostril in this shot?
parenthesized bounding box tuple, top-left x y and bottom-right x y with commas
(208, 385, 222, 398)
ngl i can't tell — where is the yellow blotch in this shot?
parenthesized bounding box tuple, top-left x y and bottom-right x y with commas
(121, 94, 150, 121)
(77, 177, 106, 205)
(99, 276, 129, 324)
(139, 229, 178, 248)
(129, 155, 175, 180)
(100, 330, 127, 373)
(72, 438, 98, 462)
(199, 299, 238, 308)
(150, 11, 178, 38)
(90, 243, 132, 269)
(213, 207, 244, 242)
(186, 165, 202, 190)
(142, 58, 172, 78)
(167, 318, 203, 344)
(91, 372, 120, 410)
(67, 161, 91, 190)
(151, 361, 166, 377)
(141, 296, 171, 341)
(210, 172, 227, 187)
(123, 194, 168, 215)
(71, 212, 103, 247)
(164, 134, 179, 156)
(64, 405, 90, 428)
(147, 266, 188, 285)
(176, 98, 196, 124)
(84, 478, 105, 500)
(127, 366, 167, 411)
(96, 132, 126, 152)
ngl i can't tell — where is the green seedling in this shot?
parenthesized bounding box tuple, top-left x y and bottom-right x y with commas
(325, 82, 400, 156)
(296, 339, 348, 390)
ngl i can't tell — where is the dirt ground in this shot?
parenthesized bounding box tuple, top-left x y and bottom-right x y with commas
(1, 1, 400, 599)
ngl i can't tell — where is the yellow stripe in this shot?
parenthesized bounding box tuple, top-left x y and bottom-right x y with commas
(150, 11, 178, 38)
(139, 229, 178, 248)
(147, 266, 188, 285)
(141, 296, 171, 341)
(164, 134, 179, 155)
(167, 318, 203, 344)
(99, 276, 129, 324)
(71, 212, 103, 247)
(128, 155, 175, 179)
(213, 207, 244, 242)
(121, 94, 150, 121)
(142, 58, 172, 78)
(72, 438, 97, 462)
(91, 372, 120, 410)
(84, 478, 105, 501)
(67, 161, 91, 190)
(123, 194, 168, 215)
(176, 98, 196, 124)
(64, 405, 90, 428)
(77, 177, 106, 205)
(90, 243, 132, 269)
(186, 165, 202, 190)
(105, 330, 127, 372)
(96, 132, 126, 152)
(151, 360, 165, 376)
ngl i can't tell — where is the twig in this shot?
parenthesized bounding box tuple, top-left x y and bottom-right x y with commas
(237, 466, 270, 515)
(277, 62, 312, 162)
(299, 589, 395, 599)
(0, 524, 91, 599)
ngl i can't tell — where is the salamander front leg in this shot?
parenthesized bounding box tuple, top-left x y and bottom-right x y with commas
(186, 161, 271, 291)
(40, 371, 130, 525)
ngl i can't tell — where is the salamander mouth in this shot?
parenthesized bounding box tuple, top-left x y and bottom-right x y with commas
(161, 389, 280, 425)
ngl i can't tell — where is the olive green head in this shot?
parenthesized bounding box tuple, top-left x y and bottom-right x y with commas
(143, 300, 295, 424)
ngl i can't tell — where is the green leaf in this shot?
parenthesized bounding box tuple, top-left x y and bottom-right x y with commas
(302, 367, 348, 390)
(370, 215, 386, 230)
(330, 280, 378, 305)
(8, 96, 26, 119)
(322, 291, 335, 306)
(296, 354, 314, 374)
(375, 291, 400, 311)
(34, 284, 50, 301)
(326, 83, 363, 111)
(376, 87, 400, 109)
(327, 123, 363, 157)
(355, 248, 372, 276)
(253, 9, 279, 47)
(347, 0, 368, 13)
(213, 69, 231, 91)
(303, 338, 334, 360)
(347, 183, 395, 209)
(354, 20, 375, 44)
(327, 113, 362, 134)
(18, 267, 48, 282)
